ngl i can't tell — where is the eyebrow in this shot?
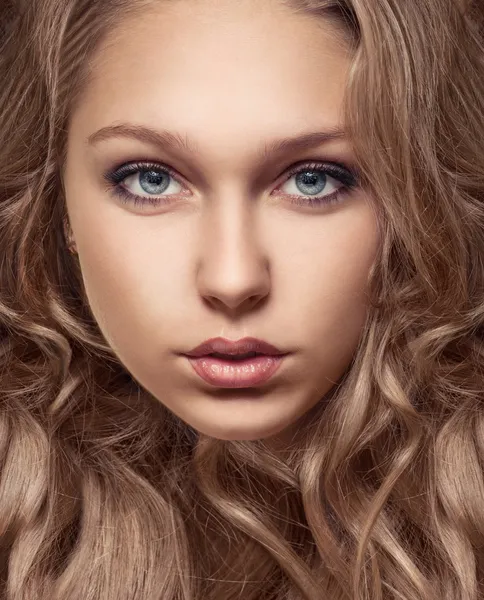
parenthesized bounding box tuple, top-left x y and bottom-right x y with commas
(87, 123, 346, 161)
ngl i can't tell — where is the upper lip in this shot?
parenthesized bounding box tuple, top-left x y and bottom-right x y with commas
(183, 337, 288, 357)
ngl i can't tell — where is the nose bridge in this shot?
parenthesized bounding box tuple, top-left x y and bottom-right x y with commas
(196, 193, 270, 313)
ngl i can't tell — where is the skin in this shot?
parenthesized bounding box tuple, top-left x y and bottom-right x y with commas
(63, 0, 380, 446)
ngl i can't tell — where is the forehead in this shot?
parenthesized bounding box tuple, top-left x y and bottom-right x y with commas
(71, 0, 352, 163)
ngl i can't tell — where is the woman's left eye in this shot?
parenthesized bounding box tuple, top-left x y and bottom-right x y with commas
(102, 160, 359, 210)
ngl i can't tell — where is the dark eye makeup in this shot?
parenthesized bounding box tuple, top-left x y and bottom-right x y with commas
(102, 159, 360, 211)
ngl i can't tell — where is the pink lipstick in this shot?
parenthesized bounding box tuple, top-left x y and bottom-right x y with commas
(182, 337, 289, 388)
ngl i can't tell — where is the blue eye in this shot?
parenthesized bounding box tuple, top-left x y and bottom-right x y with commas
(102, 162, 188, 209)
(102, 160, 359, 210)
(278, 161, 358, 208)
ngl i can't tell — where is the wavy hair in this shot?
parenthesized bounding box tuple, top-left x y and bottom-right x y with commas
(1, 0, 484, 598)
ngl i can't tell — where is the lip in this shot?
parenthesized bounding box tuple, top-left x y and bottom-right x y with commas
(185, 354, 288, 388)
(181, 337, 290, 389)
(183, 336, 287, 358)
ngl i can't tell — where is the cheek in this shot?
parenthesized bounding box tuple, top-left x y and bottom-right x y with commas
(297, 221, 378, 373)
(292, 280, 370, 384)
(78, 242, 185, 353)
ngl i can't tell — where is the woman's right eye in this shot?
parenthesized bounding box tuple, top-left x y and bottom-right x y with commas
(102, 162, 190, 209)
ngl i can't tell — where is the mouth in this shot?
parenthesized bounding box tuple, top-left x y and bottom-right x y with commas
(181, 337, 290, 388)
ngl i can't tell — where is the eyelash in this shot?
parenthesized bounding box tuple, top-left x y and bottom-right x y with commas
(102, 159, 359, 210)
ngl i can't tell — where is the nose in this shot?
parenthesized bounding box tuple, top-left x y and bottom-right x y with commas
(196, 200, 270, 317)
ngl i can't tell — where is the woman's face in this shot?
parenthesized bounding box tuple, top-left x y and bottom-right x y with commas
(63, 0, 379, 443)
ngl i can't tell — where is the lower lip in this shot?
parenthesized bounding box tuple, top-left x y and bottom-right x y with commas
(185, 354, 287, 388)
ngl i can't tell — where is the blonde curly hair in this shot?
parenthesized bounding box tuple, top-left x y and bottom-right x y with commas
(0, 0, 483, 598)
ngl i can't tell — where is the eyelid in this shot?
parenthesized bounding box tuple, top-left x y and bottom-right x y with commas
(275, 159, 357, 188)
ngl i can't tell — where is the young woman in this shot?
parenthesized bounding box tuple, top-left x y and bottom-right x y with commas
(0, 0, 483, 598)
